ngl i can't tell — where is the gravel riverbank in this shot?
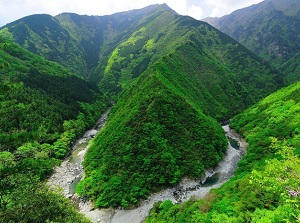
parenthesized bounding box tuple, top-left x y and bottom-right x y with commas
(48, 117, 247, 223)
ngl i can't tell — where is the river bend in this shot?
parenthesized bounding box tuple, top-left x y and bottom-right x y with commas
(47, 111, 247, 223)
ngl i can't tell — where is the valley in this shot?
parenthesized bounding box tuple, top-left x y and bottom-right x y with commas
(48, 111, 247, 223)
(0, 0, 299, 222)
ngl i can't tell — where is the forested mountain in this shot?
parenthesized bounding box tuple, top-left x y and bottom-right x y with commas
(0, 4, 174, 79)
(204, 0, 300, 83)
(75, 7, 285, 207)
(0, 2, 294, 222)
(0, 36, 109, 153)
(145, 76, 300, 223)
(1, 4, 285, 117)
(0, 36, 109, 222)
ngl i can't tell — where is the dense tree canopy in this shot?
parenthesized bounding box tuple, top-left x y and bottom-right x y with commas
(145, 81, 300, 223)
(0, 36, 110, 222)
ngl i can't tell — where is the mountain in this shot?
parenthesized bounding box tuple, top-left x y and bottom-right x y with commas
(144, 74, 300, 223)
(74, 8, 285, 207)
(1, 5, 285, 119)
(0, 36, 111, 222)
(204, 0, 300, 83)
(0, 36, 109, 153)
(0, 4, 174, 79)
(77, 57, 229, 208)
(0, 2, 287, 213)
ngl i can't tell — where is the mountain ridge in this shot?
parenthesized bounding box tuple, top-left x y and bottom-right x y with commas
(0, 2, 291, 218)
(203, 0, 300, 83)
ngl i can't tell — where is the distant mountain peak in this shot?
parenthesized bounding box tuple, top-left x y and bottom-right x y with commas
(117, 3, 177, 16)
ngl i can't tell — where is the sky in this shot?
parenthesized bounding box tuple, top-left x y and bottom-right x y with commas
(0, 0, 264, 27)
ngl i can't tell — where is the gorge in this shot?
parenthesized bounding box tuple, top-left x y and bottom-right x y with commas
(48, 109, 247, 223)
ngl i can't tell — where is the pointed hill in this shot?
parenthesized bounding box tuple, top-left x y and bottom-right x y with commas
(204, 0, 300, 83)
(1, 4, 286, 209)
(144, 79, 300, 223)
(77, 14, 285, 208)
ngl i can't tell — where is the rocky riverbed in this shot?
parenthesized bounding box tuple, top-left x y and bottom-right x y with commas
(47, 114, 247, 223)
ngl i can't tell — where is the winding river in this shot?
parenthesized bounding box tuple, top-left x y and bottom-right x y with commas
(47, 110, 248, 223)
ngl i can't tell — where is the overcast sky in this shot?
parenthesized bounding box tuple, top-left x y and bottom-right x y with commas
(0, 0, 264, 27)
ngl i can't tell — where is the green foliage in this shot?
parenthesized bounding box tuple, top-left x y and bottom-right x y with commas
(145, 82, 300, 222)
(0, 36, 110, 222)
(282, 53, 300, 83)
(0, 3, 293, 220)
(97, 13, 284, 108)
(79, 68, 228, 208)
(1, 5, 284, 106)
(208, 0, 300, 84)
(77, 8, 284, 209)
(0, 151, 91, 223)
(0, 36, 109, 152)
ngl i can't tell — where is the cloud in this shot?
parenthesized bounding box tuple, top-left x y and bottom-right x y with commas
(0, 0, 264, 27)
(204, 0, 263, 17)
(187, 5, 204, 20)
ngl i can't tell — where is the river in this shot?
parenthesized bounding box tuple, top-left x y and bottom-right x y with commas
(47, 110, 248, 223)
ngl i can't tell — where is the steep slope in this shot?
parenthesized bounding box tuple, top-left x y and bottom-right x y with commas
(0, 36, 109, 153)
(204, 0, 300, 83)
(97, 13, 284, 119)
(282, 53, 300, 83)
(0, 4, 285, 105)
(0, 37, 112, 222)
(77, 15, 285, 208)
(144, 81, 300, 223)
(77, 57, 228, 208)
(0, 4, 174, 78)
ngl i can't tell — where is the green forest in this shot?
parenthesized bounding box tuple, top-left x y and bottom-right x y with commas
(77, 68, 228, 208)
(144, 81, 300, 223)
(0, 37, 109, 222)
(0, 1, 300, 222)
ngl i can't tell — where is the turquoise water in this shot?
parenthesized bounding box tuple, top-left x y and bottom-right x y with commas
(229, 138, 239, 150)
(70, 177, 82, 195)
(201, 173, 220, 187)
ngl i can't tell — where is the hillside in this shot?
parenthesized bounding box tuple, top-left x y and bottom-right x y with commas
(0, 36, 109, 153)
(0, 4, 284, 107)
(0, 37, 109, 222)
(77, 13, 285, 207)
(0, 2, 291, 219)
(0, 4, 174, 78)
(204, 0, 300, 83)
(144, 81, 300, 222)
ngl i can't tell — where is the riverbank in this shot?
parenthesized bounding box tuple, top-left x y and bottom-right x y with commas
(47, 121, 247, 223)
(47, 107, 111, 199)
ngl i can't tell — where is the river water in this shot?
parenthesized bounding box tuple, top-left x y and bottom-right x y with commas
(47, 111, 247, 223)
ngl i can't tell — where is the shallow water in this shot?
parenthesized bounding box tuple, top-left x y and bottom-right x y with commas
(48, 116, 247, 223)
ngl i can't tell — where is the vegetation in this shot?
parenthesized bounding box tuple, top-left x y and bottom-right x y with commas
(0, 36, 109, 153)
(145, 81, 300, 222)
(0, 36, 110, 222)
(0, 150, 91, 223)
(76, 7, 284, 208)
(0, 2, 297, 221)
(77, 64, 228, 208)
(206, 0, 300, 83)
